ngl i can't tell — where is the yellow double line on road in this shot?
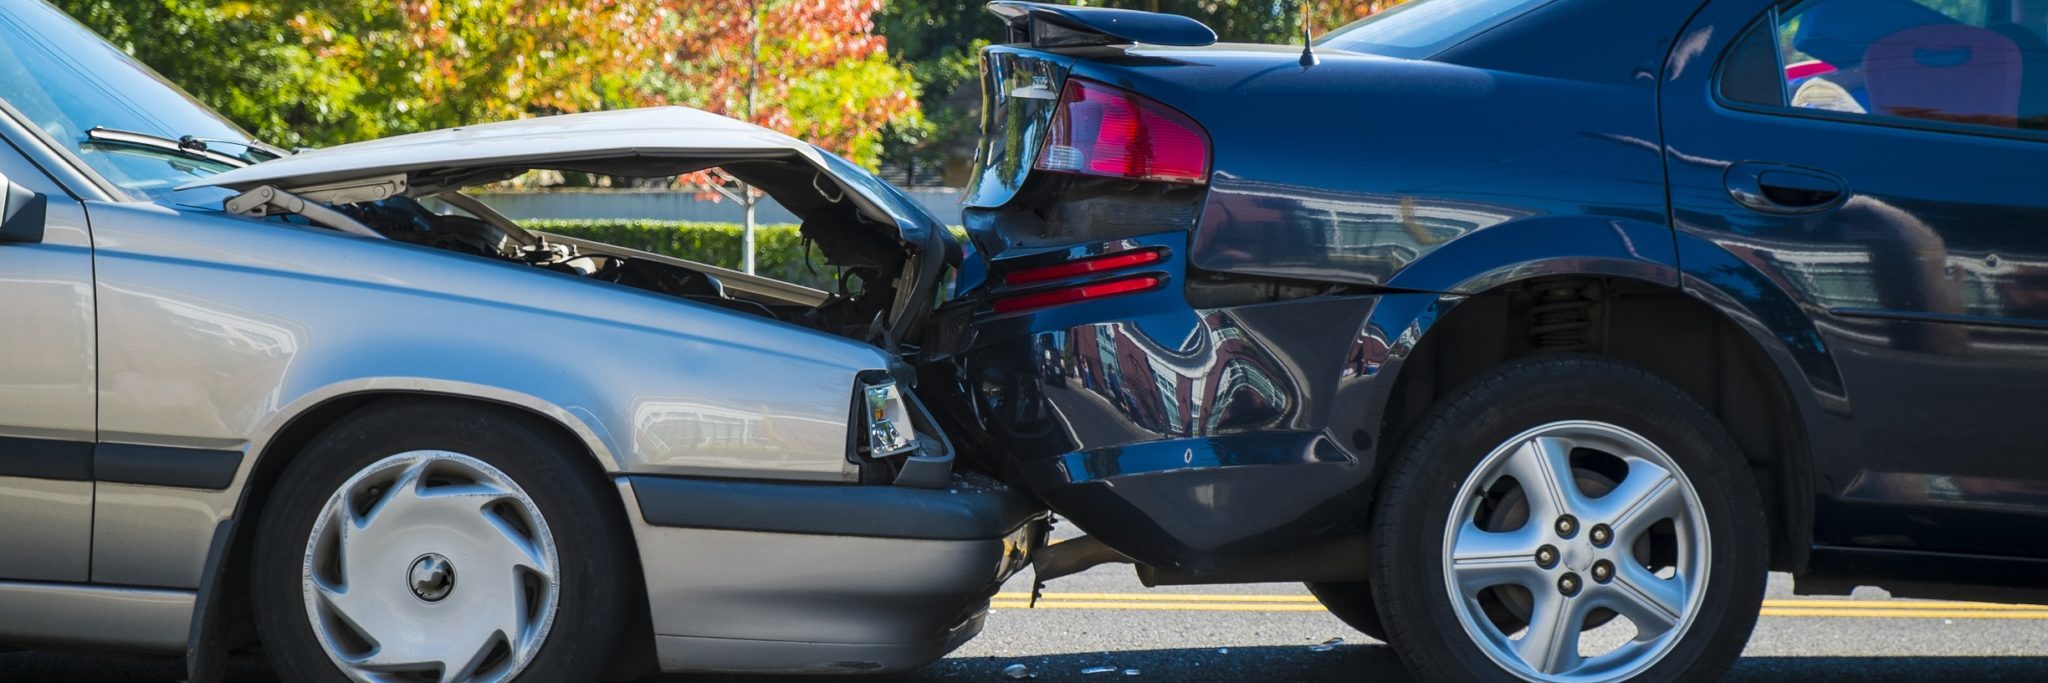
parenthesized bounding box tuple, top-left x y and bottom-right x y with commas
(990, 593, 2048, 620)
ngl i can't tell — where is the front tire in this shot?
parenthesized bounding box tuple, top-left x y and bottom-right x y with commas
(251, 399, 633, 683)
(1370, 355, 1766, 683)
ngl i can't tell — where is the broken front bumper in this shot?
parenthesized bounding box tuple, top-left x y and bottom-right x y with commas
(616, 472, 1046, 675)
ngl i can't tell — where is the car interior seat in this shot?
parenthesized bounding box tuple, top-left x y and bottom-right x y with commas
(1986, 21, 2048, 129)
(1791, 0, 1963, 114)
(1865, 23, 2024, 127)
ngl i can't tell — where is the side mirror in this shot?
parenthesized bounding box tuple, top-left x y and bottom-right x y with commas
(0, 171, 46, 244)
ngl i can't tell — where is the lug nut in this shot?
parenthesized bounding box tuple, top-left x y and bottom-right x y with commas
(1590, 524, 1612, 547)
(1558, 572, 1582, 597)
(1592, 560, 1614, 583)
(1536, 545, 1559, 569)
(1554, 515, 1579, 538)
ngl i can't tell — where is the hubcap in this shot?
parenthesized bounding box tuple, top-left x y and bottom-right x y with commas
(1441, 421, 1710, 683)
(303, 451, 560, 683)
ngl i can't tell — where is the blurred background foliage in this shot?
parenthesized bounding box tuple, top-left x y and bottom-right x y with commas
(54, 0, 1399, 182)
(520, 220, 830, 288)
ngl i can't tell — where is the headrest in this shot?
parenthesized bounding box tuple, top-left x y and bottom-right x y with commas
(1794, 0, 1958, 70)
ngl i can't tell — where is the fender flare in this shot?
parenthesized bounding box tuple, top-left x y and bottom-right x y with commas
(1383, 215, 1682, 294)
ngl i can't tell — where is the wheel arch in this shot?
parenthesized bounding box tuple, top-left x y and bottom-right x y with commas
(186, 387, 656, 682)
(1372, 270, 1823, 575)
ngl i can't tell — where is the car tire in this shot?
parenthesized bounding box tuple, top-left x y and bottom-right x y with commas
(250, 398, 634, 683)
(1305, 580, 1389, 642)
(1369, 355, 1766, 683)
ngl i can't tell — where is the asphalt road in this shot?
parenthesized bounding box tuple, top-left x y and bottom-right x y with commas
(10, 532, 2048, 683)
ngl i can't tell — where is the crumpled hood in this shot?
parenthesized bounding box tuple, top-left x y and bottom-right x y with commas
(181, 106, 942, 247)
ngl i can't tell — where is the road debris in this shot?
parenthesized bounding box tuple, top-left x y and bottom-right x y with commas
(1002, 663, 1036, 679)
(1308, 637, 1345, 652)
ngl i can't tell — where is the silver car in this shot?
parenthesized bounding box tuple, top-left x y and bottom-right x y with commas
(0, 3, 1043, 681)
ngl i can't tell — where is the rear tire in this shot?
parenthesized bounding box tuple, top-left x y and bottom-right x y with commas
(1369, 355, 1766, 683)
(1306, 581, 1389, 642)
(251, 399, 633, 683)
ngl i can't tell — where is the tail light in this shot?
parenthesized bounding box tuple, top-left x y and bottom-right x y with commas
(992, 247, 1169, 314)
(1035, 78, 1210, 185)
(993, 275, 1163, 314)
(1003, 248, 1164, 286)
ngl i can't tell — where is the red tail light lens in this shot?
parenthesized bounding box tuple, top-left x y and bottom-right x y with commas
(1003, 248, 1165, 286)
(1035, 78, 1210, 185)
(993, 275, 1163, 314)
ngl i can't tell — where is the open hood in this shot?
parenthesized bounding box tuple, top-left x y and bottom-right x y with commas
(182, 107, 943, 247)
(183, 107, 957, 354)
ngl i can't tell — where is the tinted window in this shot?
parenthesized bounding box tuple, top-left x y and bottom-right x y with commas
(0, 2, 255, 201)
(1318, 0, 1555, 60)
(1724, 0, 2048, 133)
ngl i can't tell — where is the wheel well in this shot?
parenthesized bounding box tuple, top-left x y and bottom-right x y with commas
(207, 392, 657, 678)
(1381, 276, 1812, 572)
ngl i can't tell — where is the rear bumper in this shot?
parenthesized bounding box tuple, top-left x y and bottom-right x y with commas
(617, 473, 1045, 675)
(936, 239, 1453, 573)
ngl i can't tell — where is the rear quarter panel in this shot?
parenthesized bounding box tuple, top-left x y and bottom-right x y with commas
(1072, 0, 1711, 289)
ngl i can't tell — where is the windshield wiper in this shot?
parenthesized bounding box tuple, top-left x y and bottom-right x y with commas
(84, 127, 281, 168)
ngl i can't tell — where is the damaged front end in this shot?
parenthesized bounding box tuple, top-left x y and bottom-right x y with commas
(184, 107, 976, 490)
(176, 107, 1050, 674)
(184, 106, 955, 362)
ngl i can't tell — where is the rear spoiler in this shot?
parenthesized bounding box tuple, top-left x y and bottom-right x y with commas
(986, 1, 1217, 48)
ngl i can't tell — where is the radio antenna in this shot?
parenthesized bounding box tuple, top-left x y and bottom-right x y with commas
(1299, 0, 1320, 67)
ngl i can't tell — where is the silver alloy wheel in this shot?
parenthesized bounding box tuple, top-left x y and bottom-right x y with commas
(1441, 421, 1710, 683)
(303, 450, 561, 683)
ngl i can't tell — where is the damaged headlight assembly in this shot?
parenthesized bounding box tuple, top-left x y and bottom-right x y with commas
(863, 381, 919, 458)
(856, 377, 955, 488)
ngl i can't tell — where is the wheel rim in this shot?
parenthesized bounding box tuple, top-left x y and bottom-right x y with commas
(303, 451, 560, 683)
(1440, 421, 1710, 683)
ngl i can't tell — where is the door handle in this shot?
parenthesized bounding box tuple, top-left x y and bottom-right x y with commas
(1725, 162, 1847, 215)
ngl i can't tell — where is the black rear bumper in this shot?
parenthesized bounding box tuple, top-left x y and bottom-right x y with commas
(930, 232, 1454, 573)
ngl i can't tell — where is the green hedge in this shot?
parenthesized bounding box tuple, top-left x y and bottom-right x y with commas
(521, 219, 838, 290)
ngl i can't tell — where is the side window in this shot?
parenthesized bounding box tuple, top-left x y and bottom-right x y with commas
(1721, 0, 2048, 134)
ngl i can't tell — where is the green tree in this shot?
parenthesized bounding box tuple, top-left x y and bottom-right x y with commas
(648, 0, 925, 169)
(52, 0, 923, 168)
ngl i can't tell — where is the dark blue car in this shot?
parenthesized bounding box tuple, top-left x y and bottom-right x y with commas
(923, 0, 2048, 680)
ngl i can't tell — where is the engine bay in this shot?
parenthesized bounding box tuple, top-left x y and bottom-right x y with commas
(315, 161, 925, 349)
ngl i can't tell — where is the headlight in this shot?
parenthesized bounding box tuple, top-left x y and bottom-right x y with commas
(863, 380, 918, 458)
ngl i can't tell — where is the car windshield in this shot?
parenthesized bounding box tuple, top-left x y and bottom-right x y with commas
(1317, 0, 1556, 59)
(0, 2, 262, 203)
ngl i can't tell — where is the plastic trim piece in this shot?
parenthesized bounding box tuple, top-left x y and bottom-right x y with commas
(93, 443, 243, 490)
(184, 520, 235, 683)
(627, 474, 1042, 541)
(0, 435, 93, 481)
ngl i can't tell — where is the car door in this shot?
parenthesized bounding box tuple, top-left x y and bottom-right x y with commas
(0, 120, 96, 582)
(1666, 0, 2048, 558)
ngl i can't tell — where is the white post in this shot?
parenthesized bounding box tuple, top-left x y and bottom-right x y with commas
(742, 184, 757, 275)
